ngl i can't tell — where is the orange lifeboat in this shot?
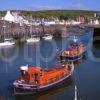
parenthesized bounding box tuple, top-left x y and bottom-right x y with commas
(13, 63, 74, 95)
(60, 43, 87, 61)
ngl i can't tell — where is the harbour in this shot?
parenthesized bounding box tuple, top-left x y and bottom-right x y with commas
(0, 1, 100, 99)
(0, 10, 93, 44)
(0, 31, 100, 100)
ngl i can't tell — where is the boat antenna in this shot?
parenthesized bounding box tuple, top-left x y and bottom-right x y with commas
(73, 36, 78, 43)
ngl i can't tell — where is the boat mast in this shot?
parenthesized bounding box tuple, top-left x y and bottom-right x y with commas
(41, 18, 45, 37)
(3, 18, 6, 41)
(30, 15, 33, 37)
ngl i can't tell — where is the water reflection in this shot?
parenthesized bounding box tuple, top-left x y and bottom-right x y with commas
(0, 45, 18, 63)
(74, 56, 87, 67)
(92, 44, 100, 58)
(1, 33, 99, 100)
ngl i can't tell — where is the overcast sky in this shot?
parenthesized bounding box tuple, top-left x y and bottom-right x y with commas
(0, 0, 100, 11)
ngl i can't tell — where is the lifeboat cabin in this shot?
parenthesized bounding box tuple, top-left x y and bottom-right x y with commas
(60, 43, 87, 61)
(13, 63, 74, 95)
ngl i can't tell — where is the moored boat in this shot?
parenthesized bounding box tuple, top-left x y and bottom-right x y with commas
(13, 63, 74, 95)
(0, 20, 15, 47)
(26, 21, 40, 43)
(26, 35, 40, 43)
(0, 38, 15, 47)
(42, 34, 53, 40)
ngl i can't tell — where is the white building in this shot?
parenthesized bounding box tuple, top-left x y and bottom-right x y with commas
(94, 19, 99, 25)
(66, 20, 81, 25)
(44, 21, 56, 26)
(71, 20, 81, 25)
(12, 12, 23, 23)
(89, 19, 99, 25)
(59, 20, 66, 25)
(3, 11, 14, 22)
(2, 10, 29, 26)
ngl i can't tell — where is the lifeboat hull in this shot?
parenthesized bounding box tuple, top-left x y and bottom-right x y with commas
(61, 51, 86, 62)
(14, 75, 72, 95)
(38, 73, 72, 92)
(14, 87, 37, 95)
(13, 66, 74, 95)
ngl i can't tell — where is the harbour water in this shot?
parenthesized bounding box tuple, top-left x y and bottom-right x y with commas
(0, 32, 100, 100)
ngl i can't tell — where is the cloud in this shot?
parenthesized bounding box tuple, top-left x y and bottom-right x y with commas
(28, 5, 63, 11)
(27, 3, 88, 11)
(71, 3, 88, 10)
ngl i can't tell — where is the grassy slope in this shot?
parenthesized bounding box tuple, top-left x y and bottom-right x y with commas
(0, 10, 100, 20)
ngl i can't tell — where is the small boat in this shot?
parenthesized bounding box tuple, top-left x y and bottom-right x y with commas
(26, 20, 40, 43)
(60, 43, 87, 61)
(26, 35, 40, 43)
(0, 20, 15, 47)
(13, 63, 74, 95)
(0, 38, 15, 47)
(42, 34, 53, 40)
